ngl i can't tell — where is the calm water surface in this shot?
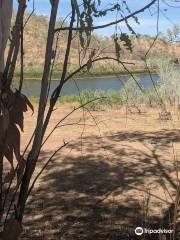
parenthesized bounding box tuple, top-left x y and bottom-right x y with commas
(13, 74, 160, 97)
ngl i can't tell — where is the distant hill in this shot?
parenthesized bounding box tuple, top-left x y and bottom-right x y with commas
(8, 13, 180, 77)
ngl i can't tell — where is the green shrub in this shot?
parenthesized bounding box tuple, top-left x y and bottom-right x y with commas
(148, 56, 180, 105)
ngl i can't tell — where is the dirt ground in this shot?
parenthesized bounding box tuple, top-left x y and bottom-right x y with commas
(8, 103, 180, 239)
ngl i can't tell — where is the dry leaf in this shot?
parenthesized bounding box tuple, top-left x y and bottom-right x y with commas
(9, 90, 34, 131)
(0, 89, 33, 178)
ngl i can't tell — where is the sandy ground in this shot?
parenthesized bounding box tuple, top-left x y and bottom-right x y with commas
(6, 103, 180, 239)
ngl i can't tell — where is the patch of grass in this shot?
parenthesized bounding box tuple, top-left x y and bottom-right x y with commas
(29, 95, 79, 104)
(29, 96, 39, 103)
(79, 89, 125, 110)
(14, 66, 157, 80)
(58, 95, 80, 103)
(28, 87, 162, 110)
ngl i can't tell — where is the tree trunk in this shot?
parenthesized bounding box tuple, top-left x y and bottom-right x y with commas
(0, 0, 13, 223)
(17, 0, 59, 222)
(0, 0, 13, 75)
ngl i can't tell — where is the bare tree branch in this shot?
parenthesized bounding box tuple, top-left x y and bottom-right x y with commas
(64, 57, 134, 83)
(41, 0, 76, 141)
(55, 0, 157, 32)
(27, 142, 69, 198)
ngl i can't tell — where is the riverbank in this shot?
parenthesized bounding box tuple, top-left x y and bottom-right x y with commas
(14, 67, 157, 80)
(28, 87, 160, 110)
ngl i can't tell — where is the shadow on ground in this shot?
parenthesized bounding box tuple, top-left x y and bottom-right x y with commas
(21, 129, 180, 240)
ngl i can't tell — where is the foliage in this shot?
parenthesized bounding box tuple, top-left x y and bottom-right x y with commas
(59, 95, 80, 103)
(148, 57, 180, 105)
(56, 87, 160, 110)
(120, 33, 133, 52)
(166, 24, 180, 43)
(79, 89, 122, 110)
(119, 77, 144, 105)
(73, 0, 122, 48)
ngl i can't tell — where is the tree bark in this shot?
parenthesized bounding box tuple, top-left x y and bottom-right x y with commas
(0, 0, 13, 75)
(0, 0, 13, 223)
(17, 0, 59, 223)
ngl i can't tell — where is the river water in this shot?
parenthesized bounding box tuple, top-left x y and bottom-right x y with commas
(13, 73, 160, 97)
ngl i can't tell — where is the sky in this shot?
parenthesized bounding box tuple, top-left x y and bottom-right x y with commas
(13, 0, 180, 37)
